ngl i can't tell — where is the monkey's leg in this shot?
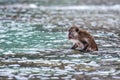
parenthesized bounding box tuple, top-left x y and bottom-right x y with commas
(85, 45, 93, 52)
(71, 43, 78, 49)
(83, 43, 88, 51)
(81, 42, 89, 52)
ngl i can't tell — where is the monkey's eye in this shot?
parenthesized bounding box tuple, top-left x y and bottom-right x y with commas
(76, 28, 79, 32)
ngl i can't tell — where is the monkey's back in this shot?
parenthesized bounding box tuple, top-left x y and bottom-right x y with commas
(78, 29, 98, 51)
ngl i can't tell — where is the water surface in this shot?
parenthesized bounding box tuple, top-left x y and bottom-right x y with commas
(0, 3, 120, 80)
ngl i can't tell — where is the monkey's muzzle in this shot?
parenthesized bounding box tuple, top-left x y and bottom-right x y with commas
(68, 32, 74, 39)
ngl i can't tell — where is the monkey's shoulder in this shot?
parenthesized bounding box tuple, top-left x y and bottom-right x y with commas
(79, 29, 91, 36)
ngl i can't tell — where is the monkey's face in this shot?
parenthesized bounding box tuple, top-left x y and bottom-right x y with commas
(68, 26, 79, 39)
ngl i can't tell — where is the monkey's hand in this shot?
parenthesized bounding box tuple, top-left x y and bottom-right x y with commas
(71, 43, 78, 49)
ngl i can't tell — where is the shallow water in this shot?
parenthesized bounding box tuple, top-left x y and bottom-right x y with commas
(0, 3, 120, 80)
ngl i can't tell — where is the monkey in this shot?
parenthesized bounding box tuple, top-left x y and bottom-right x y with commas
(68, 25, 98, 52)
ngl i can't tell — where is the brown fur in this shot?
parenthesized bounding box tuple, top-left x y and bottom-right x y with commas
(68, 26, 98, 52)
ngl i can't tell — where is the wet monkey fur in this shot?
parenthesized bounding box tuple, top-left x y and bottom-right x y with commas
(68, 25, 98, 52)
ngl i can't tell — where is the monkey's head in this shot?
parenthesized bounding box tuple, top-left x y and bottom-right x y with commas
(68, 26, 79, 39)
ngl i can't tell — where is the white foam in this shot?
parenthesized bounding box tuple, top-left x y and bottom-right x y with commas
(39, 5, 120, 11)
(1, 4, 120, 11)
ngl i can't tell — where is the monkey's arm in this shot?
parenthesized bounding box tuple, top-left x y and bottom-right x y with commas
(71, 43, 78, 49)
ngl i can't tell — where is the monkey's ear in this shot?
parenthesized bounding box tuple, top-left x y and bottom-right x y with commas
(76, 28, 79, 32)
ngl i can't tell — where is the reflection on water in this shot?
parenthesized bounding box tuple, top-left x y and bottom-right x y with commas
(0, 3, 120, 80)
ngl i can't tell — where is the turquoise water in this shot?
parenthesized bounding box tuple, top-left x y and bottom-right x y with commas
(0, 21, 68, 53)
(0, 5, 119, 54)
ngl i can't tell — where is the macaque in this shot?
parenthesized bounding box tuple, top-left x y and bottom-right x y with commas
(68, 25, 98, 52)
